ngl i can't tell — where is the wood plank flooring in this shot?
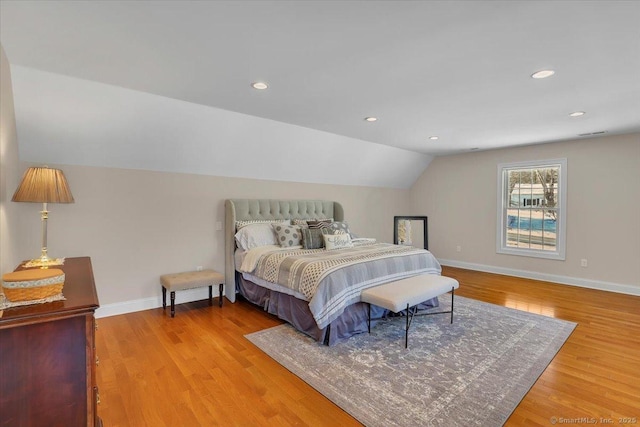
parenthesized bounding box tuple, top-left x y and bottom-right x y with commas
(95, 267, 640, 426)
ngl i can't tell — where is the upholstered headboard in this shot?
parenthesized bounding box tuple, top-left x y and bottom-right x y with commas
(224, 199, 344, 302)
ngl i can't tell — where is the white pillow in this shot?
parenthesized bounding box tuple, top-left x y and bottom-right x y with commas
(235, 223, 278, 251)
(236, 219, 289, 230)
(322, 232, 354, 250)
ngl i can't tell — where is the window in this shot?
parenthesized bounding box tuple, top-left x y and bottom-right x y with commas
(496, 159, 567, 260)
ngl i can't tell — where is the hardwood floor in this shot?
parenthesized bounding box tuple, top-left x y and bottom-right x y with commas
(95, 267, 640, 426)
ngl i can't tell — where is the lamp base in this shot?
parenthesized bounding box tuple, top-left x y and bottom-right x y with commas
(23, 257, 65, 269)
(24, 245, 65, 269)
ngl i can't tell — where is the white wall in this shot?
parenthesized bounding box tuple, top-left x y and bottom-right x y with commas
(0, 44, 20, 274)
(410, 133, 640, 294)
(15, 162, 411, 315)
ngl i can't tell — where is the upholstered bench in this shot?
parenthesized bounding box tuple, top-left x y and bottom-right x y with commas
(160, 269, 224, 318)
(361, 274, 459, 348)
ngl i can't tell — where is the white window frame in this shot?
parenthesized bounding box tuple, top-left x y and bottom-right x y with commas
(496, 158, 567, 260)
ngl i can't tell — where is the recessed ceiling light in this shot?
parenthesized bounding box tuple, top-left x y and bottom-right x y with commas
(251, 82, 268, 90)
(364, 117, 378, 122)
(569, 111, 586, 117)
(531, 70, 555, 79)
(428, 136, 439, 140)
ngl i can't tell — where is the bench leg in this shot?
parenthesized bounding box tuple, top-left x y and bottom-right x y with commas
(451, 287, 455, 324)
(162, 286, 167, 310)
(405, 303, 410, 349)
(367, 303, 371, 333)
(219, 283, 223, 307)
(208, 285, 213, 306)
(170, 291, 176, 318)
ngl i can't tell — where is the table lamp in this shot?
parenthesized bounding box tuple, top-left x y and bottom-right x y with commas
(12, 166, 74, 268)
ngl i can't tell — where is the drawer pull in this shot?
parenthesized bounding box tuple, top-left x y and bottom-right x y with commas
(96, 355, 100, 366)
(97, 391, 101, 405)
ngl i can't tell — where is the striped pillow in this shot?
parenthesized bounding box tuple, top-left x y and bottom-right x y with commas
(307, 219, 333, 230)
(292, 219, 310, 228)
(292, 218, 334, 229)
(301, 228, 332, 249)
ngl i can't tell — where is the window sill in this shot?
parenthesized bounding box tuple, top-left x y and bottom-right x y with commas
(497, 247, 565, 261)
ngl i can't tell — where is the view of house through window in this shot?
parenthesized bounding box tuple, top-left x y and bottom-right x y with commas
(497, 159, 566, 260)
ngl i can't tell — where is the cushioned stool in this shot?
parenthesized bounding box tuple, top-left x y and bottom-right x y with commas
(160, 269, 224, 317)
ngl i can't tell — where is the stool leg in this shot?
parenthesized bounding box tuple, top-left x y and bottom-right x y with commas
(219, 283, 223, 307)
(162, 286, 167, 310)
(209, 285, 213, 306)
(170, 291, 176, 318)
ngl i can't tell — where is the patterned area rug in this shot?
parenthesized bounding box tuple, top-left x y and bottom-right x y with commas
(246, 295, 576, 427)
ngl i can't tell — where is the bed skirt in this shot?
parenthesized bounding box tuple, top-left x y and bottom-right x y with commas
(237, 272, 439, 346)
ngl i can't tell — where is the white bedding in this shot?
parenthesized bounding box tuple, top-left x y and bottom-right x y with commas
(238, 244, 302, 273)
(236, 246, 307, 299)
(237, 239, 377, 272)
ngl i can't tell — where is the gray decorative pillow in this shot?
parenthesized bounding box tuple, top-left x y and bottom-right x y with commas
(272, 224, 302, 247)
(301, 228, 331, 249)
(329, 221, 355, 238)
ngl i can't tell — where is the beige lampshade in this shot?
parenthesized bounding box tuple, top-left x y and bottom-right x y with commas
(12, 167, 75, 204)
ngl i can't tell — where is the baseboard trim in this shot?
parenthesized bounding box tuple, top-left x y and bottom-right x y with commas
(96, 261, 639, 318)
(439, 259, 640, 296)
(96, 287, 214, 318)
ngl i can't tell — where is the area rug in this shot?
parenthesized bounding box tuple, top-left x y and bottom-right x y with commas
(245, 295, 576, 427)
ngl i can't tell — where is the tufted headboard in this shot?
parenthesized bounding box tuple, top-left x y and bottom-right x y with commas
(224, 199, 344, 302)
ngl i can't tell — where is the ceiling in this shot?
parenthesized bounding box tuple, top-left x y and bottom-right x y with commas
(1, 0, 639, 156)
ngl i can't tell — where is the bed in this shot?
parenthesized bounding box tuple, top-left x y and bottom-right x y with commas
(225, 199, 442, 345)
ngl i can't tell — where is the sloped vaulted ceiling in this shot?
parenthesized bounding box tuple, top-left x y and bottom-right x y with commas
(2, 1, 639, 188)
(10, 66, 432, 188)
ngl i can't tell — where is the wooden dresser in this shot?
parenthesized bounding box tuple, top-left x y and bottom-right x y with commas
(0, 257, 102, 427)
